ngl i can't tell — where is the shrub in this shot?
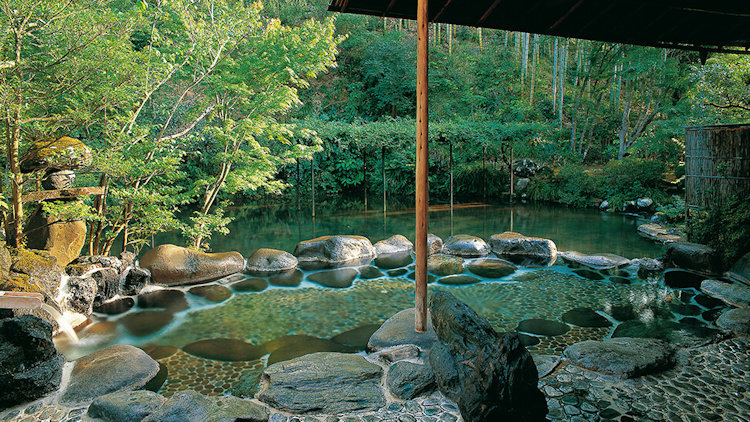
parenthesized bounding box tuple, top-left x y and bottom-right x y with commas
(688, 196, 750, 270)
(527, 164, 597, 208)
(599, 158, 667, 205)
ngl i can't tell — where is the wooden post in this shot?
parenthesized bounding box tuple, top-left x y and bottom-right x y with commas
(415, 0, 429, 334)
(449, 141, 454, 236)
(510, 146, 514, 202)
(311, 154, 316, 218)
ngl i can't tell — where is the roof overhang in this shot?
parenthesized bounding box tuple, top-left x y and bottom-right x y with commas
(329, 0, 750, 54)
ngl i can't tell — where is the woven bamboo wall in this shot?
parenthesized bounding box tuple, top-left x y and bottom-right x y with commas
(685, 124, 750, 210)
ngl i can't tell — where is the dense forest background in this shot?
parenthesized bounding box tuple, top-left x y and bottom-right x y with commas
(2, 0, 749, 255)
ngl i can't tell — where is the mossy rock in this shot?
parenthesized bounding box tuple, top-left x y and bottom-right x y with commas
(0, 273, 40, 293)
(8, 248, 63, 297)
(21, 136, 92, 172)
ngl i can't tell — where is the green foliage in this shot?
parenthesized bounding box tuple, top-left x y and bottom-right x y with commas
(655, 196, 686, 223)
(689, 196, 750, 270)
(599, 158, 666, 206)
(527, 164, 597, 208)
(181, 207, 232, 251)
(690, 54, 750, 123)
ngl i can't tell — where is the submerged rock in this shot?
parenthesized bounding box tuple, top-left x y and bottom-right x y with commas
(268, 269, 303, 287)
(257, 352, 385, 414)
(188, 284, 232, 303)
(664, 269, 707, 289)
(358, 266, 384, 279)
(573, 269, 604, 280)
(231, 277, 269, 292)
(631, 257, 664, 279)
(612, 319, 719, 345)
(293, 235, 376, 267)
(429, 291, 547, 422)
(559, 251, 630, 271)
(119, 310, 173, 337)
(368, 308, 437, 352)
(386, 361, 436, 400)
(373, 251, 413, 269)
(561, 307, 612, 327)
(137, 289, 189, 312)
(374, 234, 413, 255)
(60, 345, 159, 404)
(427, 253, 464, 276)
(267, 336, 353, 365)
(245, 248, 298, 275)
(307, 267, 358, 288)
(563, 338, 674, 379)
(438, 274, 482, 285)
(442, 235, 490, 257)
(142, 390, 268, 422)
(0, 315, 65, 408)
(140, 244, 245, 286)
(93, 297, 135, 315)
(330, 324, 381, 349)
(701, 279, 750, 308)
(517, 318, 570, 337)
(183, 338, 264, 362)
(665, 242, 721, 275)
(466, 258, 517, 279)
(488, 232, 557, 264)
(87, 390, 166, 422)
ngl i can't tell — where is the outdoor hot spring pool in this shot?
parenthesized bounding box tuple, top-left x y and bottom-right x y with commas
(56, 202, 734, 404)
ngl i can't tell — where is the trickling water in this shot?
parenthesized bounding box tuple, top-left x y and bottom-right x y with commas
(40, 303, 79, 343)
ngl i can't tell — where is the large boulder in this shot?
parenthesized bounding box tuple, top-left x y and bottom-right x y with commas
(293, 235, 375, 268)
(374, 234, 413, 255)
(9, 248, 63, 298)
(559, 251, 630, 271)
(563, 338, 674, 379)
(665, 242, 721, 275)
(368, 308, 437, 352)
(64, 275, 97, 314)
(25, 204, 87, 267)
(428, 291, 547, 422)
(442, 235, 490, 258)
(122, 267, 151, 296)
(427, 234, 443, 255)
(488, 232, 557, 265)
(21, 136, 92, 172)
(701, 279, 750, 308)
(140, 244, 244, 286)
(728, 251, 750, 285)
(0, 315, 65, 408)
(257, 352, 385, 414)
(60, 345, 159, 404)
(245, 248, 298, 275)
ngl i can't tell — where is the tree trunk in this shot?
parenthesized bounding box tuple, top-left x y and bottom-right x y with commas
(8, 30, 25, 248)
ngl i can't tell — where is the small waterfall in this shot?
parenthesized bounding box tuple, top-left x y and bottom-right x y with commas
(40, 303, 79, 343)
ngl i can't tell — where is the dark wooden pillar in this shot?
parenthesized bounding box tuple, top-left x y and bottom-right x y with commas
(415, 0, 429, 333)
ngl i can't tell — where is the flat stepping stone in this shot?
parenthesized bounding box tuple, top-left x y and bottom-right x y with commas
(518, 333, 540, 346)
(612, 319, 719, 344)
(230, 277, 269, 292)
(374, 252, 413, 269)
(188, 284, 232, 303)
(563, 338, 674, 379)
(466, 258, 517, 278)
(669, 303, 702, 316)
(561, 308, 612, 327)
(694, 293, 728, 309)
(442, 235, 490, 257)
(438, 274, 482, 285)
(93, 297, 135, 315)
(140, 345, 178, 360)
(87, 390, 166, 422)
(60, 345, 159, 404)
(137, 289, 188, 312)
(716, 308, 750, 335)
(269, 269, 303, 287)
(559, 251, 630, 271)
(701, 279, 750, 308)
(573, 269, 604, 280)
(637, 223, 686, 243)
(182, 338, 264, 361)
(427, 253, 464, 276)
(358, 266, 384, 279)
(119, 310, 173, 337)
(307, 268, 358, 288)
(143, 391, 268, 422)
(330, 324, 381, 349)
(244, 248, 298, 275)
(517, 319, 570, 337)
(258, 352, 385, 414)
(368, 308, 437, 352)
